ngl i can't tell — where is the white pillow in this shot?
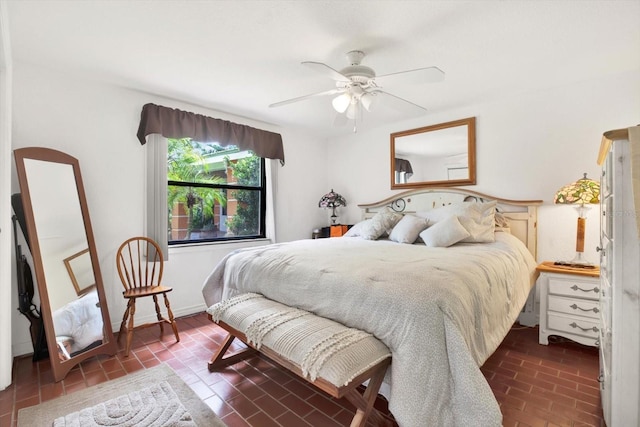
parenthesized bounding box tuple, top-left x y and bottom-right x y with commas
(419, 215, 471, 247)
(343, 220, 370, 237)
(417, 201, 496, 243)
(360, 207, 403, 240)
(389, 215, 429, 244)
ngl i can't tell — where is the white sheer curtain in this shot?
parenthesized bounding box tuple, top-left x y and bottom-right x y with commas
(265, 159, 278, 243)
(145, 134, 169, 259)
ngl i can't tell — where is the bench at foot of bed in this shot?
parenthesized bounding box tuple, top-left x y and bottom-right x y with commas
(206, 292, 393, 427)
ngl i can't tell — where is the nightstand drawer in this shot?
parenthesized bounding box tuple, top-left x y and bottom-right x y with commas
(548, 277, 599, 300)
(548, 295, 599, 319)
(547, 312, 600, 339)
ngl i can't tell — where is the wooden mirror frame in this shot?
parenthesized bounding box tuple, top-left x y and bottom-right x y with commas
(390, 117, 476, 189)
(63, 248, 96, 296)
(14, 147, 116, 382)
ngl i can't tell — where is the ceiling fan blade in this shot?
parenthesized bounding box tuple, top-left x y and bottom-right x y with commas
(302, 61, 349, 81)
(269, 88, 344, 108)
(375, 66, 445, 85)
(374, 90, 428, 114)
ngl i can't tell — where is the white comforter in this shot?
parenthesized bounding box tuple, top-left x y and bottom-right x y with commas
(202, 232, 537, 427)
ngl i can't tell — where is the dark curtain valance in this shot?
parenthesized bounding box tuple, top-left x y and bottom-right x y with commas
(137, 103, 285, 164)
(395, 158, 413, 176)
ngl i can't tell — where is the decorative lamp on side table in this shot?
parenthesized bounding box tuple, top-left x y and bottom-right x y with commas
(317, 189, 350, 237)
(537, 262, 600, 347)
(553, 173, 600, 266)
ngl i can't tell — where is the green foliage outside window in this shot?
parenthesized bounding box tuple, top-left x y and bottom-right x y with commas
(167, 138, 225, 239)
(225, 154, 260, 236)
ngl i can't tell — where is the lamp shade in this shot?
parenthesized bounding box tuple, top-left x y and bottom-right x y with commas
(554, 173, 600, 205)
(553, 173, 600, 266)
(332, 94, 351, 113)
(318, 189, 346, 208)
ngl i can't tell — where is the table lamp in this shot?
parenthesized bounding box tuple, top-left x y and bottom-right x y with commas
(318, 189, 346, 225)
(554, 173, 600, 266)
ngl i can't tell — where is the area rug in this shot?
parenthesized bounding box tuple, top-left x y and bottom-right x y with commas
(17, 364, 226, 427)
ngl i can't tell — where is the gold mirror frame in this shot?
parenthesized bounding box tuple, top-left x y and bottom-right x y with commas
(390, 117, 476, 189)
(14, 147, 116, 382)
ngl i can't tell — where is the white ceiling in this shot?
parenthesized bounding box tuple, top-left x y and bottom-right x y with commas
(6, 1, 640, 138)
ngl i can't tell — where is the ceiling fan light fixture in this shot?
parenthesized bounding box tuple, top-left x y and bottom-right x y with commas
(332, 93, 351, 113)
(346, 102, 358, 120)
(360, 92, 377, 112)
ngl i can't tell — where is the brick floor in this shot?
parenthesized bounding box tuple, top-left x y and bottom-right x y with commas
(0, 313, 603, 426)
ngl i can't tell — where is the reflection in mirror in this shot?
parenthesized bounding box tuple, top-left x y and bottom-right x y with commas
(64, 249, 96, 296)
(391, 117, 476, 189)
(14, 147, 116, 381)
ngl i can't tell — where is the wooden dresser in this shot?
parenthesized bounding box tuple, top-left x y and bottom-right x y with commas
(597, 128, 640, 426)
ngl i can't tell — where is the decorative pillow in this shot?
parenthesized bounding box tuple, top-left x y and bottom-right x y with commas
(343, 220, 370, 237)
(419, 215, 471, 247)
(389, 215, 429, 244)
(495, 211, 509, 228)
(417, 201, 496, 243)
(360, 207, 403, 240)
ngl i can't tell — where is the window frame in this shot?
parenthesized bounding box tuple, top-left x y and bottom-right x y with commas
(167, 152, 267, 246)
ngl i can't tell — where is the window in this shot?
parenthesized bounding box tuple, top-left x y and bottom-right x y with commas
(166, 138, 266, 244)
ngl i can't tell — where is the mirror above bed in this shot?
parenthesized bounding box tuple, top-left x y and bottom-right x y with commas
(391, 117, 476, 189)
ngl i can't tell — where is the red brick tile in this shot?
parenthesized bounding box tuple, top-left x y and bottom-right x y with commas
(0, 412, 11, 427)
(303, 409, 343, 427)
(252, 394, 288, 419)
(505, 387, 552, 411)
(220, 411, 250, 427)
(226, 393, 260, 419)
(540, 359, 580, 375)
(529, 386, 577, 409)
(558, 370, 600, 388)
(550, 402, 603, 426)
(576, 382, 601, 398)
(257, 379, 290, 400)
(493, 390, 527, 411)
(5, 317, 603, 427)
(492, 372, 534, 393)
(304, 393, 344, 417)
(38, 382, 64, 403)
(523, 360, 560, 376)
(555, 385, 601, 407)
(84, 370, 108, 387)
(276, 410, 313, 426)
(246, 410, 281, 427)
(210, 378, 241, 400)
(203, 394, 235, 418)
(536, 371, 579, 390)
(522, 404, 573, 427)
(279, 393, 314, 418)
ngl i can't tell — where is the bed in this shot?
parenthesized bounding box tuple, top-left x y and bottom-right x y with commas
(202, 187, 541, 427)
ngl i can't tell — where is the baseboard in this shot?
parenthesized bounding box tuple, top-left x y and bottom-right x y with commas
(13, 341, 35, 358)
(110, 302, 208, 332)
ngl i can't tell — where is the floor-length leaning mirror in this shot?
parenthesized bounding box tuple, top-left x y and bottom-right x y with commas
(14, 147, 117, 382)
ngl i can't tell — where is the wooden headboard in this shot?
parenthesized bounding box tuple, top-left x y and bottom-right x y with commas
(358, 187, 542, 258)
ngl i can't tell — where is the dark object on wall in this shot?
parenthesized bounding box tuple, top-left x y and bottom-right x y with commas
(11, 193, 48, 361)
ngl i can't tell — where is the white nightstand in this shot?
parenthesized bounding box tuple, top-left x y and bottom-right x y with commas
(537, 262, 601, 347)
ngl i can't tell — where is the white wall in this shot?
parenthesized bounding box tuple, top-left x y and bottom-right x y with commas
(326, 70, 640, 265)
(0, 0, 14, 390)
(10, 62, 329, 355)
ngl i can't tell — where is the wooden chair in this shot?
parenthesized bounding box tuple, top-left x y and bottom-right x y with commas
(116, 236, 179, 356)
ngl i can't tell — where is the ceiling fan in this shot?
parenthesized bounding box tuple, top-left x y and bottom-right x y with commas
(269, 50, 445, 130)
